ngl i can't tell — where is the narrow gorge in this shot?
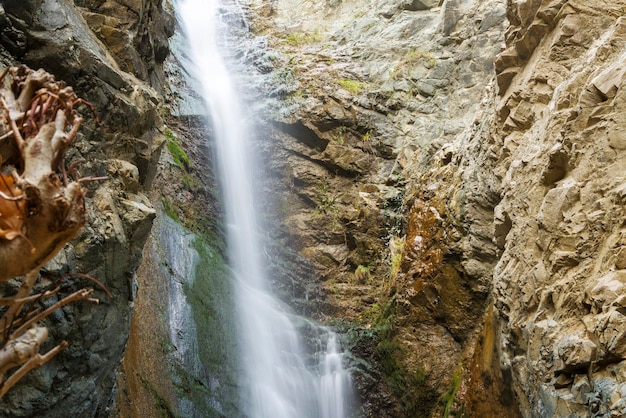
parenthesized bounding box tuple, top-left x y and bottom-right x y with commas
(0, 1, 625, 417)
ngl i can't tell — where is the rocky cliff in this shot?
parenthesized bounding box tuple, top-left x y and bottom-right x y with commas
(246, 0, 626, 416)
(4, 0, 624, 416)
(0, 1, 172, 416)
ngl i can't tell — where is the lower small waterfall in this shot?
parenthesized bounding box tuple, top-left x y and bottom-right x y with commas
(175, 0, 355, 417)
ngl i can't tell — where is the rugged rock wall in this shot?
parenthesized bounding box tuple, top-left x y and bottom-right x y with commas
(250, 0, 626, 416)
(0, 1, 171, 416)
(492, 1, 626, 416)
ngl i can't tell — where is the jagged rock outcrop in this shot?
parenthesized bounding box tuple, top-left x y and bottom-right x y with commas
(0, 1, 172, 416)
(491, 1, 626, 416)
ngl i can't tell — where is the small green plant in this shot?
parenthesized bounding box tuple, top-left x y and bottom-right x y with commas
(362, 130, 372, 141)
(403, 49, 437, 68)
(360, 302, 381, 323)
(316, 183, 337, 213)
(355, 264, 371, 283)
(332, 126, 346, 145)
(389, 252, 402, 278)
(441, 365, 464, 417)
(387, 236, 405, 282)
(337, 79, 366, 94)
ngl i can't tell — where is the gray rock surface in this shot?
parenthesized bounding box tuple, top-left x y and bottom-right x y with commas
(248, 0, 512, 415)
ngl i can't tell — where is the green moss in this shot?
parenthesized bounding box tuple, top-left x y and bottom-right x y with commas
(182, 173, 198, 190)
(375, 333, 429, 415)
(139, 375, 179, 418)
(349, 299, 432, 416)
(162, 195, 181, 224)
(337, 78, 366, 94)
(165, 129, 190, 170)
(179, 232, 241, 417)
(161, 228, 240, 417)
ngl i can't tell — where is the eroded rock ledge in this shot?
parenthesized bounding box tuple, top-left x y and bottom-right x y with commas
(249, 0, 511, 415)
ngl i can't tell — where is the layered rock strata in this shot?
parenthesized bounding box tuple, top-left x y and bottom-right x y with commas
(249, 0, 626, 416)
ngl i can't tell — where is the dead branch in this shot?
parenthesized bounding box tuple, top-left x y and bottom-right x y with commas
(0, 273, 101, 396)
(0, 327, 47, 376)
(10, 288, 96, 340)
(0, 271, 39, 341)
(0, 339, 69, 398)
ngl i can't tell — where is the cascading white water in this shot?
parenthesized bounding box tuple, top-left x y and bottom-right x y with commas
(176, 0, 354, 417)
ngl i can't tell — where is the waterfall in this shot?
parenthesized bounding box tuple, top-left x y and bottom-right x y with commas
(175, 0, 354, 417)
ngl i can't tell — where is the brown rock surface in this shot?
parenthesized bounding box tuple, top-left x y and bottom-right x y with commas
(491, 1, 626, 416)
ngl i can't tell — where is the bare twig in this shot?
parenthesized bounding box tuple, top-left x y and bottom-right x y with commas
(0, 340, 68, 397)
(10, 288, 96, 340)
(0, 271, 39, 344)
(64, 272, 113, 300)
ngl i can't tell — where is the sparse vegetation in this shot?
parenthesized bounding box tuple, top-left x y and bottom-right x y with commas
(355, 264, 371, 283)
(337, 78, 367, 94)
(284, 30, 323, 46)
(332, 126, 346, 145)
(316, 183, 338, 214)
(441, 365, 464, 418)
(162, 195, 181, 224)
(403, 48, 437, 68)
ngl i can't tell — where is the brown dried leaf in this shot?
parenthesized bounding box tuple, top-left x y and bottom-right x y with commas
(0, 174, 24, 241)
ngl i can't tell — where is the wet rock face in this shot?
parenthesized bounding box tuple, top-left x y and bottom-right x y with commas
(0, 1, 170, 416)
(492, 0, 626, 416)
(250, 0, 510, 415)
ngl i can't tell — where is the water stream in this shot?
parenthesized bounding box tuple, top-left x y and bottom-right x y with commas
(175, 0, 354, 417)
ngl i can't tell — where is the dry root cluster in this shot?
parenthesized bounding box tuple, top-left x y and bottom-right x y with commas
(0, 65, 104, 396)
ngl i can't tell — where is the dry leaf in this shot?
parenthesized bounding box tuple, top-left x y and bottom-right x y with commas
(0, 174, 25, 241)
